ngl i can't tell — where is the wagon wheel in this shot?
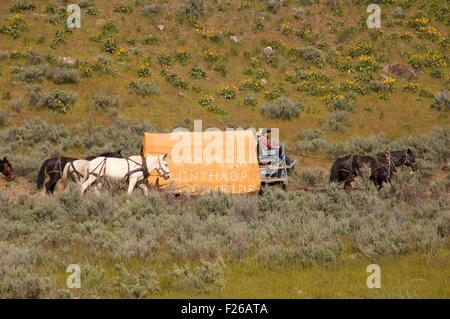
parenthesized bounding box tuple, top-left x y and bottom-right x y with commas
(258, 181, 286, 195)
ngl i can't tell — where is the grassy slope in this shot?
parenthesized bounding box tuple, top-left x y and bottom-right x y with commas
(0, 0, 448, 142)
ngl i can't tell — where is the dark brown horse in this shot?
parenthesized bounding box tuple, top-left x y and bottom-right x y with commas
(329, 149, 418, 189)
(0, 157, 15, 181)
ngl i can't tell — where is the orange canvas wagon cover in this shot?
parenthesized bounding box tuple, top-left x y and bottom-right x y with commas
(142, 130, 261, 194)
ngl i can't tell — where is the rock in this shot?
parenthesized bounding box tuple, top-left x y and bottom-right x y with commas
(267, 0, 281, 13)
(293, 7, 305, 20)
(178, 91, 184, 97)
(157, 24, 164, 31)
(229, 36, 240, 44)
(263, 46, 274, 56)
(58, 56, 77, 67)
(392, 7, 405, 19)
(142, 5, 161, 15)
(383, 64, 416, 80)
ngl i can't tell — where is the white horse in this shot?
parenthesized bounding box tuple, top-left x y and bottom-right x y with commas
(79, 154, 170, 194)
(61, 159, 90, 189)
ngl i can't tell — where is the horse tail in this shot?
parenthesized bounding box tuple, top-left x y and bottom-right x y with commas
(61, 162, 70, 189)
(329, 160, 340, 183)
(37, 159, 50, 189)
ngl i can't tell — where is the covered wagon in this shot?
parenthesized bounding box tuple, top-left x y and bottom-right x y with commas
(142, 130, 261, 194)
(142, 128, 295, 194)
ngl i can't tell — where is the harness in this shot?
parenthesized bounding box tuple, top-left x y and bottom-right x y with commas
(68, 161, 84, 181)
(383, 150, 397, 180)
(401, 150, 413, 166)
(337, 155, 354, 184)
(337, 150, 414, 187)
(338, 154, 385, 185)
(48, 156, 65, 176)
(2, 161, 13, 179)
(89, 156, 167, 184)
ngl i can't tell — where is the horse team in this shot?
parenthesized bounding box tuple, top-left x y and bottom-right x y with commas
(36, 150, 170, 195)
(0, 148, 418, 194)
(329, 149, 418, 189)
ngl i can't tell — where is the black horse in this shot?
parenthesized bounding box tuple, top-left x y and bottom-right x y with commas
(37, 150, 122, 194)
(1, 157, 15, 181)
(329, 149, 418, 189)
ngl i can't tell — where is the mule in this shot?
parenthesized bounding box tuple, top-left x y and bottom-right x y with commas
(329, 149, 418, 189)
(79, 154, 170, 194)
(375, 149, 418, 177)
(37, 150, 122, 194)
(0, 157, 15, 181)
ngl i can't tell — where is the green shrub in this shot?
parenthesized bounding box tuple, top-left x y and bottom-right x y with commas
(243, 94, 257, 106)
(86, 5, 99, 15)
(50, 30, 68, 49)
(174, 48, 191, 66)
(177, 0, 206, 18)
(266, 0, 282, 13)
(143, 34, 159, 45)
(79, 0, 96, 8)
(213, 62, 229, 77)
(127, 81, 160, 97)
(10, 97, 24, 113)
(114, 5, 133, 13)
(218, 84, 236, 99)
(297, 46, 324, 67)
(47, 67, 80, 84)
(10, 0, 36, 12)
(295, 129, 326, 153)
(92, 55, 113, 73)
(328, 97, 354, 112)
(15, 66, 46, 83)
(298, 168, 326, 187)
(161, 69, 189, 90)
(431, 89, 450, 111)
(38, 89, 79, 113)
(172, 260, 224, 293)
(157, 53, 175, 66)
(27, 50, 44, 65)
(101, 21, 118, 35)
(189, 67, 207, 79)
(113, 264, 160, 298)
(431, 68, 444, 79)
(323, 111, 352, 132)
(93, 93, 119, 109)
(26, 84, 42, 106)
(261, 98, 302, 120)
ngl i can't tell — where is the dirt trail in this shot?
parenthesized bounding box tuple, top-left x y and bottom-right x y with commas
(0, 177, 44, 198)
